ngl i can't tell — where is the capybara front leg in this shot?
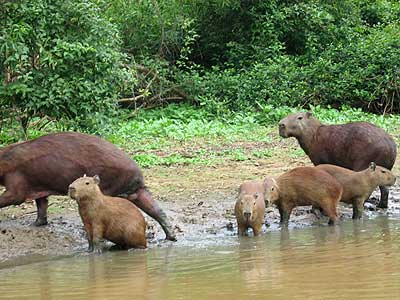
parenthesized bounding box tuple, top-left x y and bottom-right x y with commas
(377, 186, 389, 209)
(34, 197, 48, 226)
(279, 207, 291, 227)
(252, 224, 262, 236)
(352, 198, 364, 220)
(237, 224, 246, 236)
(129, 188, 176, 241)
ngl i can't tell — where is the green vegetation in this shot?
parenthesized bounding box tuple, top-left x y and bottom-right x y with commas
(2, 103, 399, 168)
(1, 0, 400, 168)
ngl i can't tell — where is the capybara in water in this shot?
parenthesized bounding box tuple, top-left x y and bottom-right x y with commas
(264, 167, 343, 226)
(278, 112, 397, 208)
(69, 175, 147, 251)
(235, 181, 266, 236)
(315, 162, 396, 219)
(0, 132, 175, 241)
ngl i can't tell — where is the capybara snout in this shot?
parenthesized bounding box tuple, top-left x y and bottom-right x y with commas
(240, 194, 257, 222)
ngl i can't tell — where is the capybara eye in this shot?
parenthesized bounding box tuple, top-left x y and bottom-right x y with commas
(85, 182, 90, 185)
(382, 170, 386, 173)
(297, 116, 303, 120)
(271, 187, 275, 191)
(254, 193, 258, 198)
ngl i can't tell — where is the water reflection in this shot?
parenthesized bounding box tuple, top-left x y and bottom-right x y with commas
(0, 217, 399, 300)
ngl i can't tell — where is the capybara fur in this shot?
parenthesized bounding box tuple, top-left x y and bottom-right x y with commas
(278, 112, 397, 208)
(69, 175, 147, 251)
(264, 167, 343, 226)
(0, 132, 175, 241)
(315, 162, 396, 219)
(235, 181, 266, 236)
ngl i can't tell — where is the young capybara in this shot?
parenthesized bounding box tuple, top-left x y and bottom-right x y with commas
(235, 181, 266, 236)
(278, 112, 397, 208)
(315, 162, 396, 219)
(264, 167, 343, 226)
(0, 132, 175, 241)
(68, 175, 147, 251)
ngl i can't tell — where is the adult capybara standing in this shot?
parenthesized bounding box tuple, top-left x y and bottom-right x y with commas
(0, 132, 176, 241)
(235, 181, 266, 236)
(69, 175, 147, 251)
(264, 167, 343, 226)
(316, 162, 396, 219)
(278, 112, 397, 208)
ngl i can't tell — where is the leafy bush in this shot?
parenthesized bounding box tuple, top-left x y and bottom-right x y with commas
(0, 0, 134, 132)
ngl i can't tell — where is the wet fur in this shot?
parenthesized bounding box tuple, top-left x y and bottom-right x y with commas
(235, 181, 266, 236)
(279, 112, 397, 208)
(315, 164, 396, 219)
(0, 132, 175, 241)
(265, 167, 343, 226)
(69, 176, 147, 251)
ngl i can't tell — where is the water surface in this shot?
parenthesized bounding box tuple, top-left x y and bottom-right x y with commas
(0, 216, 399, 300)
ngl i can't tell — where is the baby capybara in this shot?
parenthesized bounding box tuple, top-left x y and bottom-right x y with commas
(316, 162, 396, 219)
(235, 181, 266, 236)
(68, 175, 147, 252)
(278, 112, 396, 208)
(264, 167, 343, 226)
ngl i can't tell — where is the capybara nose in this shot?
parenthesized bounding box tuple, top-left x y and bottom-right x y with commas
(279, 123, 285, 129)
(243, 212, 251, 219)
(68, 186, 76, 194)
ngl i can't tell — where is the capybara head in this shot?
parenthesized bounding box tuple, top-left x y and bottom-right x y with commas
(263, 177, 279, 205)
(68, 174, 101, 201)
(237, 193, 260, 223)
(368, 162, 396, 186)
(278, 111, 320, 138)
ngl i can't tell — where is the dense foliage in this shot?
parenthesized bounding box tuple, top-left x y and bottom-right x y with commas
(1, 0, 400, 133)
(0, 0, 134, 132)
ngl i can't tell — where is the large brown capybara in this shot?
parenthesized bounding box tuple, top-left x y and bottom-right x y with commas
(315, 162, 396, 219)
(278, 112, 397, 209)
(235, 181, 266, 236)
(68, 175, 147, 251)
(264, 167, 343, 226)
(0, 132, 176, 241)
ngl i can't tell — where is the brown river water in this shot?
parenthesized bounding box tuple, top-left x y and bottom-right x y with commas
(0, 216, 399, 300)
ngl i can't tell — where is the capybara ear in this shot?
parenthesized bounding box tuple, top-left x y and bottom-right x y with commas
(369, 162, 376, 171)
(83, 173, 87, 177)
(93, 175, 101, 184)
(305, 111, 313, 118)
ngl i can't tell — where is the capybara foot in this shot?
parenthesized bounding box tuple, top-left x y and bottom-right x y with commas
(33, 218, 48, 226)
(166, 232, 177, 242)
(376, 201, 388, 209)
(328, 219, 338, 226)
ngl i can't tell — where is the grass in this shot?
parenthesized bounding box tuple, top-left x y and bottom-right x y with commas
(1, 103, 400, 168)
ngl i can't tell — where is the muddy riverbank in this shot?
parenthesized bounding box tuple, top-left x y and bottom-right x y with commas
(1, 159, 399, 268)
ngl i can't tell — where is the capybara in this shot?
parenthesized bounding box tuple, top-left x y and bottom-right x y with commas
(315, 162, 396, 219)
(264, 167, 343, 226)
(0, 132, 176, 241)
(69, 175, 147, 251)
(278, 112, 397, 208)
(235, 181, 266, 236)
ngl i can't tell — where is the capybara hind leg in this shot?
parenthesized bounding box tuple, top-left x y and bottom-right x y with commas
(0, 190, 25, 209)
(377, 186, 389, 209)
(33, 197, 48, 226)
(129, 188, 176, 241)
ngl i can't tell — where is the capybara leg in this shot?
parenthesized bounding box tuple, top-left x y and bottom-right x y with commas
(311, 205, 324, 219)
(321, 202, 338, 226)
(130, 188, 176, 241)
(279, 209, 291, 227)
(33, 197, 48, 226)
(0, 190, 24, 208)
(237, 224, 246, 236)
(377, 186, 389, 209)
(252, 224, 262, 236)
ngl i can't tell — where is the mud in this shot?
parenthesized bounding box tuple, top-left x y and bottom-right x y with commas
(1, 169, 400, 268)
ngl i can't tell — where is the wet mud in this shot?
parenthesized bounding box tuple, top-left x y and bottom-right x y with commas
(1, 178, 399, 268)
